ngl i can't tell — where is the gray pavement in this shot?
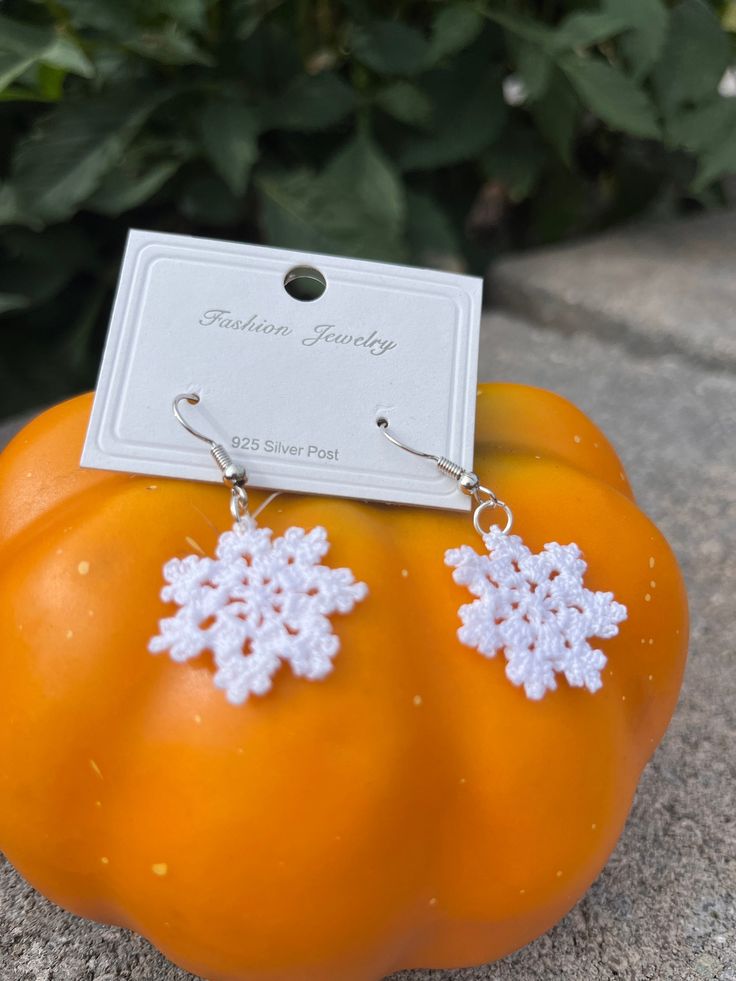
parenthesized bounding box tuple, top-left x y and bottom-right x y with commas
(1, 212, 735, 980)
(490, 208, 736, 372)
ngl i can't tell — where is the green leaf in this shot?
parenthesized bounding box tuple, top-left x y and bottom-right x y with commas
(400, 67, 506, 170)
(350, 21, 429, 76)
(0, 13, 93, 91)
(85, 139, 187, 215)
(514, 40, 553, 101)
(693, 121, 736, 190)
(615, 0, 669, 81)
(0, 16, 45, 90)
(554, 8, 633, 51)
(197, 98, 259, 196)
(405, 190, 462, 268)
(0, 14, 56, 58)
(375, 81, 432, 127)
(679, 100, 736, 188)
(653, 0, 731, 115)
(58, 281, 108, 374)
(86, 159, 181, 214)
(6, 88, 171, 225)
(258, 132, 406, 260)
(0, 185, 21, 225)
(179, 174, 244, 225)
(141, 0, 209, 31)
(531, 69, 579, 164)
(0, 86, 56, 102)
(59, 0, 139, 36)
(483, 10, 555, 48)
(257, 168, 320, 247)
(560, 55, 660, 138)
(326, 131, 405, 237)
(667, 97, 735, 152)
(426, 5, 484, 65)
(4, 224, 95, 272)
(36, 64, 66, 101)
(0, 50, 39, 92)
(0, 292, 29, 316)
(725, 2, 736, 32)
(126, 25, 213, 65)
(42, 34, 95, 77)
(236, 21, 301, 84)
(265, 73, 356, 132)
(0, 226, 94, 315)
(232, 0, 278, 41)
(62, 0, 207, 35)
(553, 1, 668, 80)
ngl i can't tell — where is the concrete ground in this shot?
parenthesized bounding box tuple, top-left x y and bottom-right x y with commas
(1, 212, 734, 980)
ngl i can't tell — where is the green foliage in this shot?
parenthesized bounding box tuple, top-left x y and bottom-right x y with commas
(0, 0, 735, 414)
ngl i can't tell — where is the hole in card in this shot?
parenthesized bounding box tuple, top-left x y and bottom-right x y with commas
(284, 266, 326, 301)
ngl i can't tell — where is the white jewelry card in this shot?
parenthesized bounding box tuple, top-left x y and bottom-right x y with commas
(81, 230, 482, 510)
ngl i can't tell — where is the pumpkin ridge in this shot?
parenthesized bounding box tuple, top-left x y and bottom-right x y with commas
(476, 384, 632, 497)
(478, 441, 635, 501)
(0, 477, 163, 560)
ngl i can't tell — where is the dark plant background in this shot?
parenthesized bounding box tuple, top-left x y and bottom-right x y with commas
(1, 0, 735, 416)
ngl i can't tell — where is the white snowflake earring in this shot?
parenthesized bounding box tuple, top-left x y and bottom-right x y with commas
(148, 394, 367, 705)
(377, 418, 627, 701)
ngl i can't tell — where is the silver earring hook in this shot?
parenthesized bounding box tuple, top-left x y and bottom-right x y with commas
(173, 393, 218, 447)
(376, 418, 438, 463)
(377, 416, 513, 537)
(173, 393, 249, 525)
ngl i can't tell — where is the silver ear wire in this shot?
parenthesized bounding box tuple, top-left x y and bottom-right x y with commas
(173, 394, 249, 523)
(377, 416, 513, 536)
(173, 393, 219, 446)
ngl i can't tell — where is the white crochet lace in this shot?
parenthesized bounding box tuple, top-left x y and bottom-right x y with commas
(445, 527, 627, 700)
(149, 519, 367, 704)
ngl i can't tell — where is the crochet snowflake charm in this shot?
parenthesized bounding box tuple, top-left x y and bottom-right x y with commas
(445, 527, 627, 700)
(149, 519, 368, 704)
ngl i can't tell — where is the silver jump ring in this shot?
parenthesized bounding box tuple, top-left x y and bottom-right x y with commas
(473, 498, 513, 537)
(230, 485, 249, 524)
(472, 484, 499, 507)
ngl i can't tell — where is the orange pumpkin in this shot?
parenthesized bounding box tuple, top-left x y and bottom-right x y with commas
(0, 383, 687, 981)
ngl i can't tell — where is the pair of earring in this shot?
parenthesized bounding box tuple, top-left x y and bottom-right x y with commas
(149, 394, 627, 705)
